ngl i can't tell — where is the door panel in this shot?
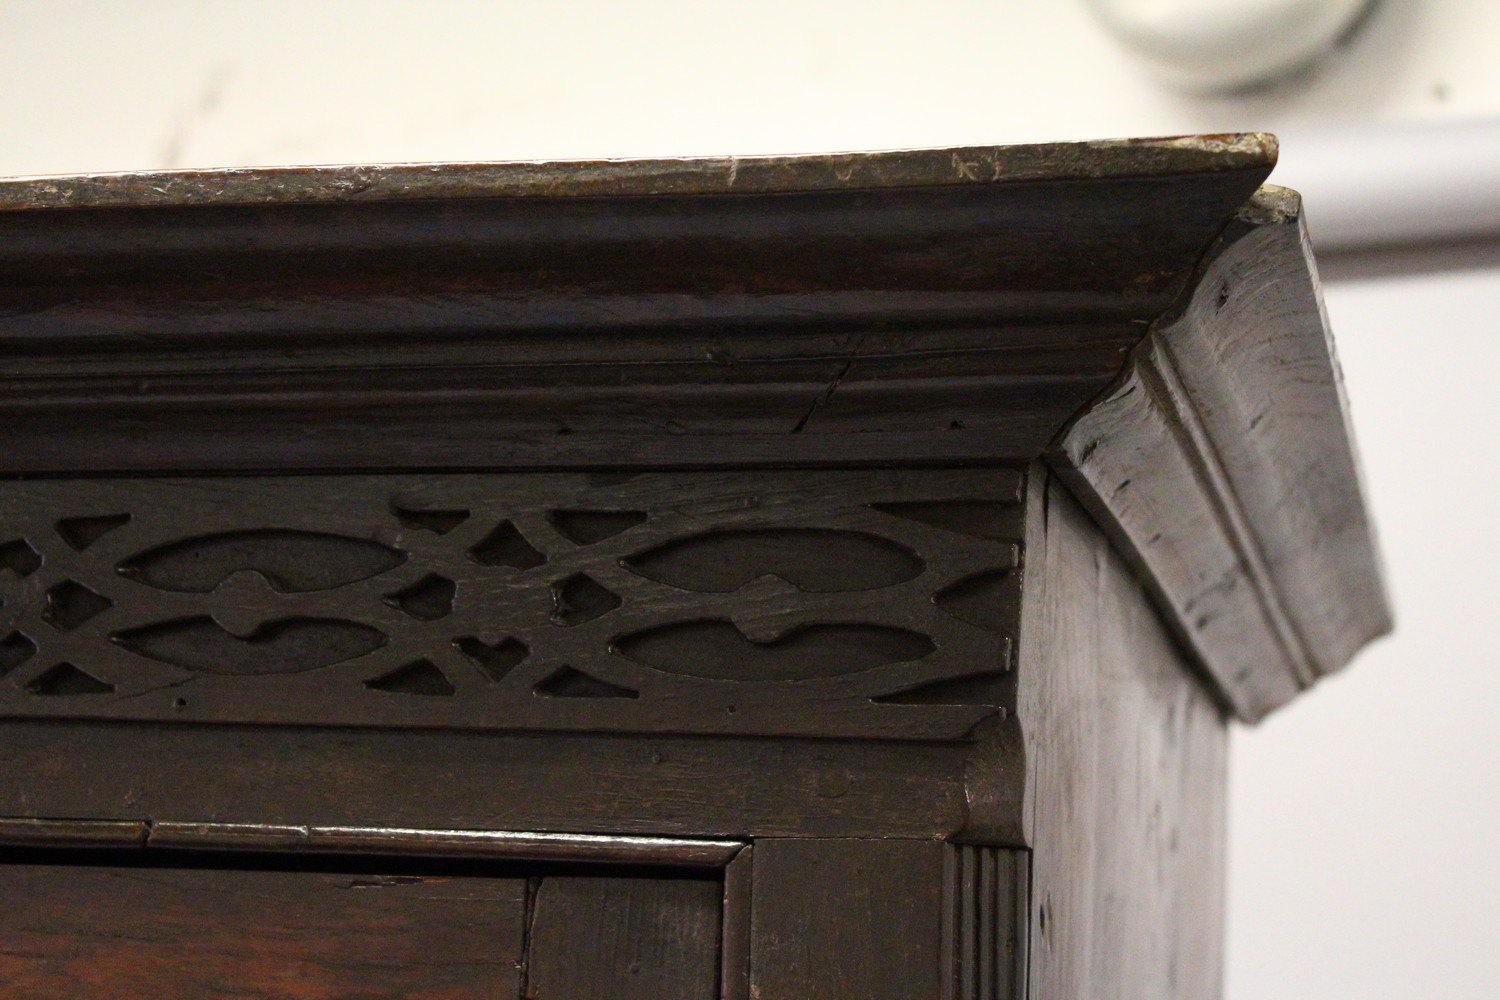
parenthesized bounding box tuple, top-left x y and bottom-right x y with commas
(0, 861, 527, 999)
(0, 856, 725, 1000)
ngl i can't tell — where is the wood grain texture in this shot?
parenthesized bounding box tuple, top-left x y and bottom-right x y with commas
(1016, 473, 1229, 1000)
(0, 142, 1272, 475)
(720, 845, 753, 1000)
(1051, 186, 1391, 720)
(0, 861, 527, 999)
(527, 875, 722, 1000)
(0, 724, 971, 841)
(749, 838, 947, 1000)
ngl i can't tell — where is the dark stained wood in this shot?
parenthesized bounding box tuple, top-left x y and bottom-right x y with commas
(0, 469, 1021, 741)
(0, 140, 1273, 475)
(1051, 186, 1392, 720)
(526, 875, 723, 1000)
(720, 845, 753, 1000)
(943, 845, 1029, 1000)
(0, 818, 145, 849)
(144, 823, 743, 868)
(1015, 473, 1229, 999)
(749, 838, 947, 1000)
(0, 138, 1391, 1000)
(0, 860, 527, 999)
(0, 725, 972, 841)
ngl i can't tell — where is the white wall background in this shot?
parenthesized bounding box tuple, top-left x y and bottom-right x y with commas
(4, 2, 1499, 996)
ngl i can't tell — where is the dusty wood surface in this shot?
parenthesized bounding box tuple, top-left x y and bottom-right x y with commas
(1016, 473, 1230, 999)
(0, 859, 528, 999)
(0, 134, 1275, 208)
(1051, 186, 1391, 719)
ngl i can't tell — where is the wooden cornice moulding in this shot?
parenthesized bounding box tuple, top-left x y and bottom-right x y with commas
(1048, 185, 1392, 719)
(0, 135, 1272, 471)
(0, 133, 1387, 719)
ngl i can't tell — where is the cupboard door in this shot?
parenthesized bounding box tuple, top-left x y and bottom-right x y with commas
(0, 857, 728, 1000)
(0, 861, 527, 999)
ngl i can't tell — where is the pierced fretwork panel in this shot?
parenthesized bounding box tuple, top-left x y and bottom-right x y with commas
(0, 470, 1022, 739)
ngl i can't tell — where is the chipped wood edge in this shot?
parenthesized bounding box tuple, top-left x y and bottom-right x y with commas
(1048, 185, 1392, 722)
(0, 817, 745, 868)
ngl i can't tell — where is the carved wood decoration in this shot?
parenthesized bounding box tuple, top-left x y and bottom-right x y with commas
(0, 469, 1021, 739)
(0, 136, 1394, 999)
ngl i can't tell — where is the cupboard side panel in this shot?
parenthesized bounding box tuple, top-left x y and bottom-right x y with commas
(1018, 473, 1230, 1000)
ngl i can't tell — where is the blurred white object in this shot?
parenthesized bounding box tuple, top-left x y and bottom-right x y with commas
(1277, 117, 1500, 250)
(1082, 0, 1376, 92)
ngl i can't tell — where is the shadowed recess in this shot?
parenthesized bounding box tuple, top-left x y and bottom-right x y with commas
(934, 570, 1020, 632)
(383, 574, 456, 621)
(615, 619, 936, 681)
(364, 658, 455, 697)
(112, 616, 386, 674)
(548, 509, 648, 545)
(26, 662, 113, 695)
(0, 539, 42, 578)
(624, 529, 923, 593)
(534, 666, 638, 699)
(551, 574, 621, 626)
(119, 530, 406, 593)
(454, 636, 528, 682)
(468, 520, 546, 569)
(872, 671, 1007, 705)
(42, 580, 113, 631)
(391, 504, 470, 535)
(56, 513, 131, 552)
(0, 632, 37, 674)
(869, 500, 1023, 542)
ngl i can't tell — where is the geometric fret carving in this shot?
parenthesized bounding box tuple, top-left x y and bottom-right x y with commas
(453, 636, 529, 682)
(112, 617, 387, 675)
(119, 530, 406, 593)
(624, 528, 923, 593)
(615, 620, 936, 681)
(0, 468, 1024, 740)
(55, 512, 131, 552)
(0, 538, 42, 578)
